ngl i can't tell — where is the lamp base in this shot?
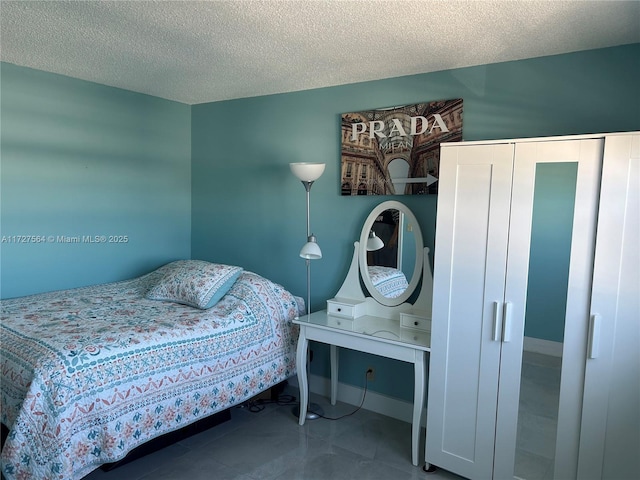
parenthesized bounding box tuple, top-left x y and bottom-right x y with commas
(292, 403, 324, 420)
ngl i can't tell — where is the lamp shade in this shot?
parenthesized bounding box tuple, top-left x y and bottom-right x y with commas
(290, 162, 326, 182)
(300, 235, 322, 259)
(366, 231, 385, 251)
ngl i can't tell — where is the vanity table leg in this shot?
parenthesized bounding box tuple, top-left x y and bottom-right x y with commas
(296, 327, 309, 425)
(330, 345, 338, 406)
(412, 350, 426, 466)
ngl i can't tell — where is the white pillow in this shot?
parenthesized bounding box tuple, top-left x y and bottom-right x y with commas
(146, 260, 243, 309)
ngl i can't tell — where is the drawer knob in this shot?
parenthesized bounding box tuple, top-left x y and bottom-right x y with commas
(337, 307, 342, 312)
(414, 321, 419, 326)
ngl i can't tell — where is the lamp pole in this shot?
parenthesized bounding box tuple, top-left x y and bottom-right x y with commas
(289, 162, 325, 421)
(303, 180, 313, 316)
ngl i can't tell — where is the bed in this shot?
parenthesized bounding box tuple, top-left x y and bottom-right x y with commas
(368, 265, 409, 298)
(0, 260, 300, 480)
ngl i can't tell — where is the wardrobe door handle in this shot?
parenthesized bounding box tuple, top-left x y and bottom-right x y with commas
(502, 302, 512, 343)
(588, 314, 601, 359)
(492, 302, 501, 342)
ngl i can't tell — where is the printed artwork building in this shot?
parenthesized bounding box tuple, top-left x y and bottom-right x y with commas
(341, 99, 463, 195)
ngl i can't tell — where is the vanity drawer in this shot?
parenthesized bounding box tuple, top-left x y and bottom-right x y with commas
(326, 299, 366, 318)
(326, 316, 354, 329)
(400, 328, 430, 346)
(400, 313, 431, 331)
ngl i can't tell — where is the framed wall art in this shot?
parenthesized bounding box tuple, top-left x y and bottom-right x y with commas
(340, 99, 463, 195)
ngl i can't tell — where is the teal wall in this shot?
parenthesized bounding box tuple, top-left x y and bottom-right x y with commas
(192, 44, 640, 401)
(0, 63, 191, 299)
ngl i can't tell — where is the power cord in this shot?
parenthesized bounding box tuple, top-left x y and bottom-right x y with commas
(239, 393, 298, 413)
(241, 369, 371, 419)
(307, 369, 370, 421)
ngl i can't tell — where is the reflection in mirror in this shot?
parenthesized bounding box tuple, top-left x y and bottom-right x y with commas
(514, 162, 576, 479)
(366, 231, 385, 252)
(367, 209, 409, 298)
(368, 209, 399, 266)
(359, 201, 423, 307)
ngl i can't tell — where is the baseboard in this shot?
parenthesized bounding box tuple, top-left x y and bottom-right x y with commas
(288, 374, 422, 426)
(523, 336, 563, 357)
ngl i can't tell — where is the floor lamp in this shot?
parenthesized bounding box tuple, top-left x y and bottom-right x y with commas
(289, 162, 325, 420)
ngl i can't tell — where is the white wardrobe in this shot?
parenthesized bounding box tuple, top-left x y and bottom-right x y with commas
(426, 132, 639, 480)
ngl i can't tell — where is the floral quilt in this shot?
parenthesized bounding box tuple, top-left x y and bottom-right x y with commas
(368, 266, 409, 298)
(0, 269, 299, 480)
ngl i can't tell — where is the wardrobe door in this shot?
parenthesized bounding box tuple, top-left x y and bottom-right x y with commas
(494, 139, 602, 480)
(427, 143, 514, 479)
(578, 134, 640, 480)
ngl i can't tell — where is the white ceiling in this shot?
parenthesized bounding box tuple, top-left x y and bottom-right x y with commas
(1, 0, 638, 105)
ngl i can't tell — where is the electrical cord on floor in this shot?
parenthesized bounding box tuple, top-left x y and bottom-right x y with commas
(239, 393, 298, 413)
(307, 370, 370, 421)
(240, 369, 370, 419)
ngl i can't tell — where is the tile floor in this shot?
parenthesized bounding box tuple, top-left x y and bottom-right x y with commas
(84, 351, 560, 480)
(83, 385, 464, 480)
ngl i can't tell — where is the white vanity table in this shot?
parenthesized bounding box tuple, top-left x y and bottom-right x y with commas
(293, 201, 434, 467)
(293, 309, 430, 466)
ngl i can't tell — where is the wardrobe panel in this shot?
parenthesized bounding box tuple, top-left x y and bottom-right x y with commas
(550, 139, 603, 479)
(442, 164, 491, 459)
(504, 162, 577, 480)
(427, 143, 513, 478)
(578, 134, 640, 480)
(494, 139, 602, 480)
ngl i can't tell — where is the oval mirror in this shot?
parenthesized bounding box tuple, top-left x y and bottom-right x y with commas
(358, 201, 423, 307)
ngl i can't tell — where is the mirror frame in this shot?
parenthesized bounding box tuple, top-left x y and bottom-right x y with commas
(358, 200, 424, 307)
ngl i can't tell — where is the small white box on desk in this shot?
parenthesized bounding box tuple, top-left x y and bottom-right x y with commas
(326, 298, 366, 318)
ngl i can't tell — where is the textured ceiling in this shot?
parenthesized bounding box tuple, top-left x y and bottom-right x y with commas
(1, 0, 639, 105)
